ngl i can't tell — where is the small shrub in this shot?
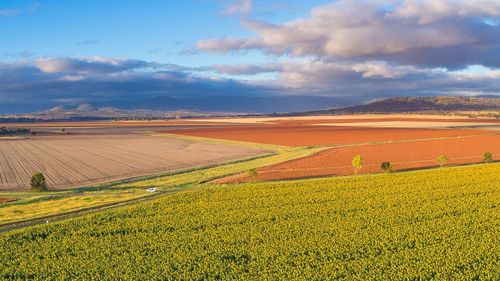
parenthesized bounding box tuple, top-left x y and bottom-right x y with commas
(381, 162, 393, 173)
(31, 172, 47, 192)
(482, 152, 493, 163)
(436, 155, 449, 167)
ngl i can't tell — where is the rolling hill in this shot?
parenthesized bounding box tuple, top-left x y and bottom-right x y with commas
(302, 96, 500, 115)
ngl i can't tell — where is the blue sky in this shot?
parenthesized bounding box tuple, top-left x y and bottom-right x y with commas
(0, 0, 499, 113)
(0, 0, 330, 66)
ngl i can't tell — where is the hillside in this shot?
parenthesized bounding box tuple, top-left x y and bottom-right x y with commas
(303, 96, 500, 115)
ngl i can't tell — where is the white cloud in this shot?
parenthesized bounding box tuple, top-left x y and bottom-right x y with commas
(449, 65, 500, 80)
(34, 57, 153, 74)
(196, 37, 260, 53)
(212, 63, 281, 75)
(222, 0, 253, 16)
(388, 0, 500, 24)
(351, 61, 426, 78)
(212, 59, 439, 81)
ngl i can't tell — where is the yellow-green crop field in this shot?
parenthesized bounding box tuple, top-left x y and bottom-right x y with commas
(1, 163, 498, 280)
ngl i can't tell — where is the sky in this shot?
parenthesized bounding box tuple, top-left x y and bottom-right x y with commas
(0, 0, 499, 112)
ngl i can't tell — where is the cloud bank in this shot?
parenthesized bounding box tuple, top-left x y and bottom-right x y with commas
(194, 0, 500, 101)
(199, 0, 500, 68)
(0, 57, 274, 111)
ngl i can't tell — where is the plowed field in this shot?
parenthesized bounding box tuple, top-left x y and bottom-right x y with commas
(217, 134, 500, 182)
(0, 134, 264, 190)
(165, 124, 491, 147)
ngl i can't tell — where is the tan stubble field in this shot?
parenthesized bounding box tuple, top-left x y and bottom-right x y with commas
(0, 133, 265, 190)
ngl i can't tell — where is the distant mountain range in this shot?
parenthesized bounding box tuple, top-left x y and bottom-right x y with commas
(299, 96, 500, 115)
(30, 95, 356, 116)
(2, 96, 499, 120)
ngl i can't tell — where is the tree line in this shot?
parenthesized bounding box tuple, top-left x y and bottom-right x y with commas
(351, 152, 495, 175)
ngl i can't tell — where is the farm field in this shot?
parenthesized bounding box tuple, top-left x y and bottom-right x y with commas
(0, 133, 265, 190)
(0, 120, 238, 135)
(268, 117, 500, 126)
(163, 114, 500, 146)
(317, 120, 500, 129)
(1, 115, 498, 225)
(1, 163, 498, 279)
(162, 115, 500, 183)
(164, 124, 491, 147)
(0, 191, 149, 225)
(221, 134, 500, 182)
(190, 114, 500, 124)
(0, 119, 236, 128)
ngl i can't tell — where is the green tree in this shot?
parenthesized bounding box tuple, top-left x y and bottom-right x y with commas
(31, 172, 47, 192)
(381, 162, 393, 173)
(482, 152, 493, 163)
(436, 155, 449, 167)
(352, 155, 363, 175)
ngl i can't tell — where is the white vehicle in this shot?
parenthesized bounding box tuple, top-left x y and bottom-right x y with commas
(146, 187, 157, 193)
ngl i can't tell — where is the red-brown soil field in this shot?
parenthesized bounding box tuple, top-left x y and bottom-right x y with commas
(165, 124, 492, 147)
(219, 134, 500, 183)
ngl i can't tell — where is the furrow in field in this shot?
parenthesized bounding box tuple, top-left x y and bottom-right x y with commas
(2, 141, 32, 188)
(0, 142, 14, 186)
(26, 139, 86, 186)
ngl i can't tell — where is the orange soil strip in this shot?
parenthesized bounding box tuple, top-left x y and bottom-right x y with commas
(219, 134, 500, 183)
(165, 124, 492, 147)
(0, 198, 17, 204)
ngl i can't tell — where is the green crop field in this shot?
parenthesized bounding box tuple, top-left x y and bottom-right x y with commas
(1, 163, 499, 280)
